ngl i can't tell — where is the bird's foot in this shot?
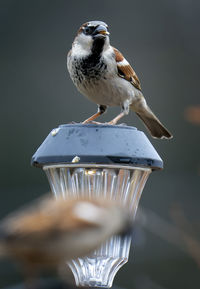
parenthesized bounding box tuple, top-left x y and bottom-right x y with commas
(82, 120, 104, 125)
(107, 121, 127, 126)
(108, 112, 126, 125)
(108, 120, 117, 125)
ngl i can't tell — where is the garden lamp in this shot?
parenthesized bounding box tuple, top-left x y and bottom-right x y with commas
(31, 124, 163, 288)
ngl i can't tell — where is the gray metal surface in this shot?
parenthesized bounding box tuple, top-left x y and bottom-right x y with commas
(31, 124, 163, 170)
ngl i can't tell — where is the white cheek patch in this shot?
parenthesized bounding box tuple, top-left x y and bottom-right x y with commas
(78, 33, 93, 47)
(72, 34, 93, 58)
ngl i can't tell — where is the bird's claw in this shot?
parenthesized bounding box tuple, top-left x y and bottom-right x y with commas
(82, 121, 104, 125)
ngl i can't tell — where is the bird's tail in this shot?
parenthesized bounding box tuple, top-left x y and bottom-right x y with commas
(135, 106, 172, 139)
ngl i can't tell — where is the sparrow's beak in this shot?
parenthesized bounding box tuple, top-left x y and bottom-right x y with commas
(93, 25, 110, 36)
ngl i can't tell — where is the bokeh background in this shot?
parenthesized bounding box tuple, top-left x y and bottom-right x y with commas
(1, 0, 200, 288)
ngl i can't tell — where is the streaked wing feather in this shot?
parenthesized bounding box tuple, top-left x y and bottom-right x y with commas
(113, 47, 141, 90)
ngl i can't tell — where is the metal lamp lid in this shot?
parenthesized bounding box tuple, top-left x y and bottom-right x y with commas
(31, 124, 163, 170)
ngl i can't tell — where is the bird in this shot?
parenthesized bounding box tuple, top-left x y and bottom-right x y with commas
(67, 20, 172, 139)
(0, 195, 131, 280)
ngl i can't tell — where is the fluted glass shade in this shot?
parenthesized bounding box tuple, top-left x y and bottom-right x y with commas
(44, 164, 151, 287)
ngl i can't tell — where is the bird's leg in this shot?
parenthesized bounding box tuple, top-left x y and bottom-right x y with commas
(109, 112, 126, 125)
(82, 105, 107, 124)
(109, 101, 130, 125)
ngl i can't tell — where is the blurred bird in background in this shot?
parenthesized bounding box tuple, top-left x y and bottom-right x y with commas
(0, 195, 131, 284)
(67, 21, 172, 139)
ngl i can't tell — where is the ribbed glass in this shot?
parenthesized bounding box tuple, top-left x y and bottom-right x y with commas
(44, 164, 151, 287)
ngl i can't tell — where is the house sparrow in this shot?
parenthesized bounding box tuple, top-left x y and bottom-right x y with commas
(0, 195, 131, 277)
(67, 21, 172, 139)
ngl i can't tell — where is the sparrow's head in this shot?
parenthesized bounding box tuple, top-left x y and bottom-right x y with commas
(73, 21, 110, 55)
(78, 21, 109, 38)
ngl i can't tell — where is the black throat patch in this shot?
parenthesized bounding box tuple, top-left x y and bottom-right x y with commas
(78, 37, 107, 79)
(91, 37, 105, 57)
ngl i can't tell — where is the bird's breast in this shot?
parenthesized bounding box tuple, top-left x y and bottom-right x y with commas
(67, 53, 138, 106)
(69, 55, 107, 85)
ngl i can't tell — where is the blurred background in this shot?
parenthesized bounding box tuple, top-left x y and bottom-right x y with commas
(1, 0, 200, 288)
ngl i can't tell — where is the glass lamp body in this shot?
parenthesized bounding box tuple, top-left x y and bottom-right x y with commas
(32, 124, 163, 288)
(44, 164, 150, 287)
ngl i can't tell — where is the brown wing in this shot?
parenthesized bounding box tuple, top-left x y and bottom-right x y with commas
(113, 47, 142, 91)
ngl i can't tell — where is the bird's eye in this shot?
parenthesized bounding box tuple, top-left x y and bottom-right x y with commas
(84, 26, 94, 35)
(85, 27, 90, 34)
